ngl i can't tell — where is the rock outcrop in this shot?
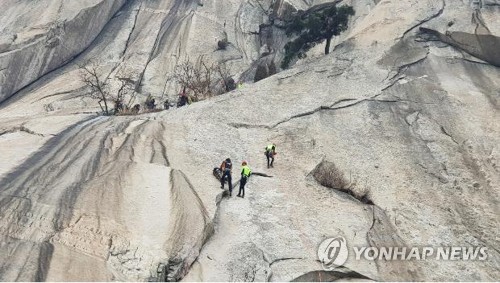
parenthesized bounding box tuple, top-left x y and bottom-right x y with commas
(0, 0, 127, 103)
(0, 0, 499, 281)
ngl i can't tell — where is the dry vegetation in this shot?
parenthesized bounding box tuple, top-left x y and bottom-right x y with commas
(312, 160, 373, 205)
(172, 57, 235, 102)
(80, 57, 236, 115)
(79, 61, 137, 115)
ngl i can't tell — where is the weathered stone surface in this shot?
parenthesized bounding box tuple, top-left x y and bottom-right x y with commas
(0, 0, 127, 103)
(0, 0, 499, 281)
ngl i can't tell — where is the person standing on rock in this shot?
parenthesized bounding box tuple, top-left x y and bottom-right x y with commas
(177, 87, 188, 107)
(237, 161, 252, 198)
(264, 143, 276, 168)
(220, 158, 233, 195)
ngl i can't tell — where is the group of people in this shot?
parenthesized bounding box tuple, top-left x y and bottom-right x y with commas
(113, 88, 190, 115)
(219, 143, 276, 198)
(119, 82, 244, 114)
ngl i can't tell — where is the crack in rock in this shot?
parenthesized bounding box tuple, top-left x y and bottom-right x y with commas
(0, 125, 50, 137)
(121, 2, 141, 58)
(440, 125, 459, 145)
(400, 0, 446, 39)
(229, 92, 398, 130)
(268, 257, 304, 267)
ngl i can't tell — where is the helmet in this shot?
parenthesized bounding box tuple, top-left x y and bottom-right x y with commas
(242, 161, 247, 166)
(226, 158, 231, 163)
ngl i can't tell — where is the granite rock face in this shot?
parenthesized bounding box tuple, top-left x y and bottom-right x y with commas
(0, 0, 127, 103)
(0, 0, 499, 281)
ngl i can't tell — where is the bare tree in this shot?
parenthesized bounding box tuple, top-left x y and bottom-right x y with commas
(114, 76, 137, 113)
(79, 62, 137, 115)
(172, 57, 235, 102)
(79, 63, 112, 115)
(173, 57, 216, 101)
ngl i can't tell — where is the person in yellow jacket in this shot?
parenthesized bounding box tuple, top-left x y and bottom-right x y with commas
(237, 161, 252, 198)
(265, 143, 276, 168)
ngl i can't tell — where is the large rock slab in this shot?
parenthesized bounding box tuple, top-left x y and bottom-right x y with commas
(0, 0, 498, 281)
(0, 0, 126, 103)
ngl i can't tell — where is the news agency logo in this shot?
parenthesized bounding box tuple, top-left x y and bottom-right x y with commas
(317, 237, 349, 270)
(352, 246, 488, 261)
(318, 236, 488, 271)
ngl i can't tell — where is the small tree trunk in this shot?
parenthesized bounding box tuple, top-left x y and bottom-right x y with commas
(325, 37, 332, 55)
(98, 100, 105, 113)
(102, 94, 109, 115)
(104, 100, 109, 115)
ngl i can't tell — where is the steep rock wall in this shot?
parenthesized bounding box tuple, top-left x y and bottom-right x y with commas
(0, 0, 127, 103)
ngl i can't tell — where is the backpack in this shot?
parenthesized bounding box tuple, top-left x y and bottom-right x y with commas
(213, 167, 223, 179)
